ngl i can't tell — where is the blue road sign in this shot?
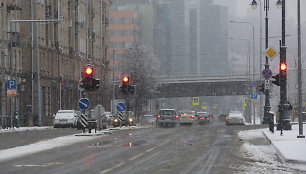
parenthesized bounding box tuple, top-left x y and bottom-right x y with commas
(116, 102, 126, 112)
(251, 93, 257, 99)
(7, 80, 17, 89)
(79, 98, 90, 110)
(262, 68, 272, 79)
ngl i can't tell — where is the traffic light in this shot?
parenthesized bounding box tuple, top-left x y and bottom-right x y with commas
(85, 66, 94, 79)
(79, 65, 100, 91)
(271, 74, 280, 86)
(122, 75, 129, 86)
(280, 62, 287, 77)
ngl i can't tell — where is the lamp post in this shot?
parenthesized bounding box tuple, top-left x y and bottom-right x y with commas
(230, 20, 256, 124)
(297, 0, 304, 138)
(229, 37, 251, 123)
(251, 0, 263, 123)
(251, 0, 282, 125)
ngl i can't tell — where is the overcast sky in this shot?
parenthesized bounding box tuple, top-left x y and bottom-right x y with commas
(214, 0, 306, 23)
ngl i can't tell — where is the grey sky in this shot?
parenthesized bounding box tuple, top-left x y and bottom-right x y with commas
(214, 0, 306, 23)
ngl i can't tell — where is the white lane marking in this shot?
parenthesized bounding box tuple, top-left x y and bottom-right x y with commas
(13, 162, 63, 167)
(145, 147, 157, 153)
(128, 153, 144, 161)
(100, 162, 125, 174)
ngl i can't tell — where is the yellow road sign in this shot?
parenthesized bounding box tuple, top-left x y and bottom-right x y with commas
(192, 97, 199, 106)
(265, 47, 278, 60)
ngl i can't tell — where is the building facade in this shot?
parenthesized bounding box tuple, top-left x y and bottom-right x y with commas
(0, 0, 111, 127)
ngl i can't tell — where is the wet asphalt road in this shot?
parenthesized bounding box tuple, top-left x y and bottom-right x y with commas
(0, 121, 269, 174)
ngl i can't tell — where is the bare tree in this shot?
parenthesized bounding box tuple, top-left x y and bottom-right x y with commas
(122, 45, 160, 119)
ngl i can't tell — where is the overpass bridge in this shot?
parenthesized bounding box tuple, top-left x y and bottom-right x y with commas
(154, 75, 261, 98)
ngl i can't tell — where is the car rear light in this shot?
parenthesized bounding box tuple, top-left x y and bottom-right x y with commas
(199, 118, 204, 120)
(189, 115, 195, 118)
(174, 115, 180, 118)
(157, 115, 162, 119)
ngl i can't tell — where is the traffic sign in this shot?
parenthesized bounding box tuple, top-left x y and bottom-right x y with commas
(7, 80, 17, 89)
(262, 68, 272, 79)
(79, 114, 89, 128)
(192, 97, 199, 106)
(251, 92, 257, 99)
(116, 102, 126, 112)
(118, 112, 124, 121)
(265, 47, 278, 60)
(79, 98, 90, 110)
(265, 80, 270, 90)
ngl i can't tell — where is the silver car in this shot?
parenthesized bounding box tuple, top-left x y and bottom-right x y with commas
(156, 109, 180, 128)
(225, 111, 245, 125)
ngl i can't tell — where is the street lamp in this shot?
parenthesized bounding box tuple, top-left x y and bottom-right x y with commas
(230, 20, 256, 124)
(250, 0, 264, 123)
(297, 0, 304, 138)
(251, 0, 273, 125)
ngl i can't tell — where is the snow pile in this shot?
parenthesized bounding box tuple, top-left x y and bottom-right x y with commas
(0, 126, 52, 133)
(0, 134, 100, 162)
(236, 128, 306, 173)
(263, 124, 306, 164)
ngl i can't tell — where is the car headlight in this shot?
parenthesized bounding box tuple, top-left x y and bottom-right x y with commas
(114, 119, 118, 122)
(129, 118, 133, 122)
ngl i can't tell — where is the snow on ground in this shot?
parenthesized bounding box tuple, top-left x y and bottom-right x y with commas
(0, 126, 140, 162)
(263, 124, 306, 164)
(0, 126, 53, 133)
(0, 133, 101, 162)
(235, 128, 306, 174)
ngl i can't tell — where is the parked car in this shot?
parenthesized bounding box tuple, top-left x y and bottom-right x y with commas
(196, 112, 209, 125)
(156, 109, 180, 128)
(225, 111, 245, 125)
(141, 115, 156, 125)
(179, 110, 196, 125)
(53, 110, 80, 128)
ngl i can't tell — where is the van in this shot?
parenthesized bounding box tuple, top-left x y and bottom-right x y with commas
(53, 110, 80, 128)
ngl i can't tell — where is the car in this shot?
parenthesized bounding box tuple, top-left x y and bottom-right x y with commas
(141, 115, 156, 125)
(225, 111, 245, 125)
(53, 110, 80, 128)
(156, 109, 180, 128)
(179, 110, 196, 125)
(196, 112, 209, 125)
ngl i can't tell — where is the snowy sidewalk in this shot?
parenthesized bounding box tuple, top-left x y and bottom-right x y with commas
(262, 124, 306, 164)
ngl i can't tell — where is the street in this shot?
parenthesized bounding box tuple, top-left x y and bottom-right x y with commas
(0, 121, 290, 174)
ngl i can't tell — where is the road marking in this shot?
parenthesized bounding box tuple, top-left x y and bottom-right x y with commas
(13, 162, 63, 167)
(128, 152, 144, 161)
(100, 162, 125, 174)
(145, 146, 157, 153)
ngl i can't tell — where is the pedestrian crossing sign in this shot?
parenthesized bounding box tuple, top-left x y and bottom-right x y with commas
(192, 97, 199, 106)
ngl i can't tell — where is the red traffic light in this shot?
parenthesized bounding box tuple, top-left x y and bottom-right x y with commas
(123, 76, 129, 83)
(85, 67, 93, 76)
(280, 63, 287, 71)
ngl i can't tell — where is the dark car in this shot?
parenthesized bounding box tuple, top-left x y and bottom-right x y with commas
(196, 112, 209, 125)
(156, 109, 180, 128)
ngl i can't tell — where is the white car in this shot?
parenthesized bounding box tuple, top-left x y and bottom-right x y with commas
(179, 111, 196, 125)
(53, 110, 80, 128)
(225, 111, 245, 125)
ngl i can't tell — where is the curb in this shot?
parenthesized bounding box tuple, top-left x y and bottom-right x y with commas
(262, 130, 306, 164)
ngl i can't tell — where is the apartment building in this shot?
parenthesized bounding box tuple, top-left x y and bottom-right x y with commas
(0, 0, 111, 127)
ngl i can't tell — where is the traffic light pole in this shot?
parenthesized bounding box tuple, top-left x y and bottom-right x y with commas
(262, 0, 271, 124)
(278, 0, 291, 131)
